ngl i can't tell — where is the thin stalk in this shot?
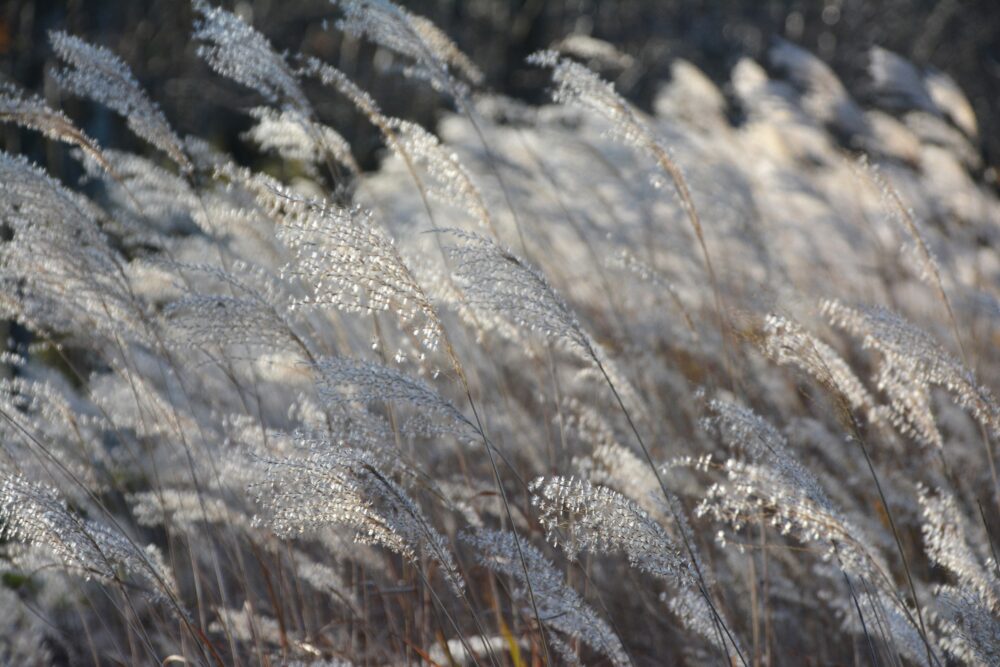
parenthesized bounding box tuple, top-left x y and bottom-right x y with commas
(588, 351, 747, 667)
(850, 433, 940, 667)
(835, 545, 880, 667)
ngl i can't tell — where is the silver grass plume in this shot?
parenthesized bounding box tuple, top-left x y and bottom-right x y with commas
(0, 81, 112, 172)
(193, 1, 310, 112)
(131, 489, 244, 530)
(0, 152, 143, 340)
(251, 434, 464, 595)
(856, 156, 969, 365)
(446, 230, 645, 417)
(696, 403, 935, 659)
(934, 585, 1000, 665)
(300, 57, 385, 125)
(763, 314, 878, 418)
(0, 373, 108, 496)
(698, 401, 862, 563)
(528, 49, 714, 262)
(243, 107, 360, 177)
(0, 473, 179, 608)
(462, 528, 629, 667)
(705, 397, 835, 511)
(161, 261, 310, 358)
(313, 357, 473, 438)
(823, 299, 999, 448)
(529, 50, 728, 367)
(333, 0, 483, 95)
(918, 486, 998, 610)
(533, 477, 743, 667)
(49, 31, 191, 172)
(209, 603, 283, 646)
(530, 476, 695, 590)
(246, 178, 444, 354)
(93, 150, 198, 218)
(78, 149, 200, 245)
(446, 229, 592, 356)
(576, 440, 663, 515)
(565, 398, 661, 512)
(860, 157, 945, 290)
(390, 119, 493, 230)
(527, 50, 658, 153)
(301, 58, 493, 231)
(165, 292, 300, 354)
(699, 460, 902, 606)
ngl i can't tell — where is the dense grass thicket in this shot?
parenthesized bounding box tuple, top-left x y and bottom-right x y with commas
(1, 1, 999, 664)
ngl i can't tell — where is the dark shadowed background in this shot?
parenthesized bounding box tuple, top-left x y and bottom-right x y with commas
(2, 0, 999, 175)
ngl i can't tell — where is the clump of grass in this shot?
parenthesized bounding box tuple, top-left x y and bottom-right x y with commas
(0, 2, 998, 665)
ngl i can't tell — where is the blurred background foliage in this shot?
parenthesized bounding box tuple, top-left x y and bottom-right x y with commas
(2, 0, 999, 177)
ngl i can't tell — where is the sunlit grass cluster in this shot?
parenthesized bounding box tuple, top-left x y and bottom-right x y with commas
(1, 1, 998, 665)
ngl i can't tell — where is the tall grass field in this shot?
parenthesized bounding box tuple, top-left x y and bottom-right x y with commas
(1, 1, 998, 664)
